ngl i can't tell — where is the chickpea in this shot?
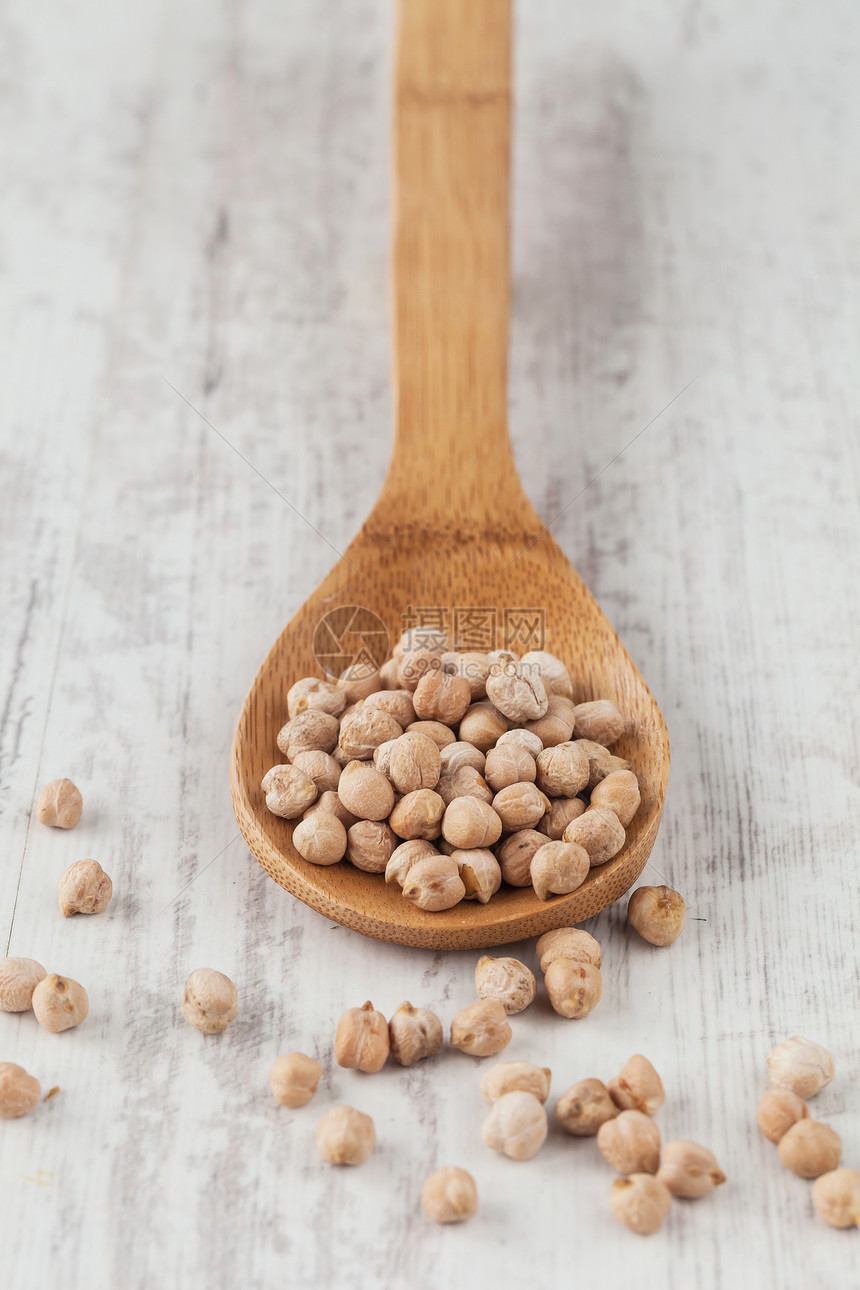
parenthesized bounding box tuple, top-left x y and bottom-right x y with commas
(563, 808, 625, 866)
(302, 790, 357, 831)
(422, 1166, 478, 1223)
(337, 761, 395, 821)
(491, 783, 549, 832)
(396, 647, 444, 692)
(497, 829, 546, 887)
(535, 743, 589, 797)
(767, 1036, 835, 1099)
(439, 741, 486, 775)
(452, 848, 502, 903)
(484, 743, 536, 793)
(575, 739, 631, 791)
(181, 969, 237, 1034)
(440, 651, 492, 700)
(292, 812, 347, 865)
(458, 701, 508, 753)
(57, 859, 113, 917)
(610, 1174, 672, 1235)
(346, 820, 397, 873)
(0, 957, 47, 1012)
(590, 769, 641, 827)
(389, 1001, 443, 1066)
(598, 1110, 661, 1175)
(337, 665, 382, 704)
(572, 699, 625, 746)
(277, 709, 339, 759)
(450, 999, 512, 1057)
(0, 1063, 41, 1118)
(544, 959, 602, 1019)
(627, 885, 686, 946)
(316, 1105, 375, 1165)
(496, 728, 543, 758)
(519, 650, 572, 699)
(389, 789, 445, 841)
(363, 688, 416, 728)
(442, 797, 502, 850)
(657, 1141, 726, 1198)
(474, 956, 536, 1014)
(480, 1061, 551, 1105)
(262, 764, 318, 819)
(335, 1000, 390, 1072)
(608, 1055, 666, 1116)
(812, 1168, 860, 1229)
(412, 669, 472, 725)
(36, 778, 83, 829)
(778, 1120, 841, 1178)
(524, 695, 577, 748)
(385, 840, 438, 888)
(291, 749, 342, 794)
(536, 927, 602, 971)
(482, 1090, 548, 1160)
(338, 706, 403, 760)
(756, 1088, 809, 1143)
(402, 856, 466, 911)
(387, 733, 442, 794)
(287, 677, 346, 720)
(485, 659, 549, 724)
(556, 1078, 618, 1136)
(32, 973, 90, 1033)
(405, 720, 457, 749)
(269, 1052, 322, 1107)
(530, 840, 589, 900)
(538, 796, 586, 840)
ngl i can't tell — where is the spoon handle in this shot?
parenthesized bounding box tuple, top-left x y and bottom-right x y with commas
(380, 0, 529, 524)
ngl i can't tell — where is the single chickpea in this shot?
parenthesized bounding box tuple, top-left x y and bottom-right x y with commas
(437, 765, 493, 805)
(452, 848, 502, 904)
(450, 999, 512, 1057)
(496, 728, 543, 758)
(544, 959, 602, 1019)
(385, 840, 438, 887)
(536, 926, 602, 971)
(767, 1036, 835, 1099)
(335, 1001, 390, 1072)
(572, 699, 625, 745)
(316, 1105, 376, 1165)
(36, 778, 83, 829)
(657, 1141, 726, 1198)
(608, 1055, 666, 1116)
(32, 973, 89, 1033)
(441, 650, 492, 699)
(556, 1078, 618, 1136)
(262, 764, 318, 819)
(401, 856, 466, 911)
(346, 820, 396, 873)
(278, 709, 340, 759)
(482, 1090, 548, 1160)
(338, 706, 403, 761)
(338, 761, 395, 821)
(0, 956, 47, 1012)
(287, 677, 347, 719)
(269, 1052, 322, 1107)
(363, 688, 416, 728)
(563, 808, 625, 866)
(412, 670, 472, 725)
(0, 1063, 42, 1118)
(480, 1061, 551, 1105)
(458, 701, 508, 752)
(812, 1168, 860, 1229)
(475, 956, 536, 1014)
(496, 830, 546, 887)
(302, 790, 357, 830)
(57, 859, 113, 917)
(422, 1166, 479, 1223)
(535, 743, 589, 797)
(524, 695, 577, 748)
(491, 783, 549, 832)
(439, 741, 486, 775)
(576, 740, 631, 791)
(291, 749, 342, 794)
(387, 732, 442, 794)
(756, 1088, 809, 1143)
(388, 1001, 443, 1066)
(530, 840, 590, 900)
(590, 769, 641, 827)
(597, 1110, 661, 1175)
(610, 1174, 672, 1235)
(442, 797, 502, 850)
(484, 743, 536, 793)
(405, 720, 457, 748)
(181, 969, 237, 1034)
(389, 789, 445, 841)
(538, 796, 586, 840)
(627, 885, 686, 946)
(519, 650, 573, 699)
(778, 1120, 841, 1178)
(292, 812, 347, 865)
(486, 658, 549, 724)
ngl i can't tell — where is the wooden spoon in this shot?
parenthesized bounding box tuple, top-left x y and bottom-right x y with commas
(230, 0, 669, 949)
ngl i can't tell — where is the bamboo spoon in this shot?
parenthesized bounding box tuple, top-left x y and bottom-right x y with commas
(230, 0, 670, 949)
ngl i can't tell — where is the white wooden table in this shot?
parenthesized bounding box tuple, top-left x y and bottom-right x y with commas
(2, 2, 858, 1286)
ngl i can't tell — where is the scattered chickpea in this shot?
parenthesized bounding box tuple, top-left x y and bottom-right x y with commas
(767, 1036, 835, 1099)
(335, 1001, 390, 1072)
(269, 1052, 322, 1107)
(181, 969, 237, 1034)
(453, 848, 502, 903)
(536, 927, 602, 971)
(337, 761, 395, 822)
(563, 808, 625, 866)
(538, 796, 586, 840)
(442, 797, 502, 850)
(450, 999, 512, 1057)
(482, 1089, 548, 1160)
(36, 778, 83, 829)
(496, 830, 546, 887)
(32, 973, 89, 1033)
(524, 695, 577, 748)
(556, 1078, 618, 1136)
(474, 956, 536, 1014)
(480, 1061, 551, 1105)
(422, 1166, 479, 1223)
(292, 812, 348, 865)
(0, 956, 47, 1012)
(530, 840, 589, 901)
(812, 1168, 860, 1229)
(388, 1001, 443, 1066)
(491, 783, 549, 832)
(608, 1055, 666, 1117)
(402, 856, 466, 911)
(535, 743, 589, 797)
(519, 650, 572, 699)
(262, 764, 318, 819)
(389, 789, 445, 841)
(777, 1119, 841, 1178)
(544, 959, 602, 1019)
(0, 1062, 42, 1119)
(385, 840, 438, 887)
(627, 885, 686, 946)
(610, 1174, 672, 1235)
(57, 859, 113, 917)
(346, 820, 397, 873)
(316, 1105, 376, 1165)
(597, 1109, 661, 1175)
(287, 677, 346, 720)
(590, 769, 641, 828)
(571, 699, 625, 746)
(756, 1088, 809, 1143)
(657, 1140, 726, 1198)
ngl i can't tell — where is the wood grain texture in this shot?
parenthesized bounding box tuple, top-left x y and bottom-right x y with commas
(1, 1, 859, 1288)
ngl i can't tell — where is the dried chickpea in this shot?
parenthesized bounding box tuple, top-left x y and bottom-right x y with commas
(32, 973, 89, 1033)
(610, 1174, 672, 1235)
(608, 1055, 666, 1116)
(450, 999, 512, 1057)
(590, 769, 641, 827)
(346, 820, 396, 873)
(496, 829, 546, 886)
(812, 1168, 860, 1229)
(778, 1120, 841, 1178)
(405, 720, 457, 749)
(563, 808, 625, 866)
(262, 764, 318, 818)
(627, 885, 686, 946)
(338, 761, 395, 821)
(576, 740, 631, 791)
(535, 743, 589, 797)
(519, 650, 572, 699)
(441, 650, 492, 699)
(422, 1166, 478, 1223)
(556, 1078, 618, 1136)
(287, 677, 346, 719)
(598, 1109, 661, 1174)
(302, 790, 357, 830)
(439, 741, 486, 775)
(402, 856, 466, 911)
(544, 959, 602, 1019)
(372, 738, 398, 778)
(524, 695, 577, 748)
(292, 749, 342, 794)
(278, 709, 339, 759)
(316, 1105, 375, 1165)
(484, 743, 536, 793)
(36, 778, 83, 829)
(389, 1001, 443, 1066)
(181, 969, 236, 1034)
(492, 783, 549, 832)
(438, 765, 493, 805)
(0, 957, 47, 1012)
(363, 688, 415, 728)
(572, 699, 625, 746)
(482, 1090, 548, 1160)
(452, 848, 502, 903)
(335, 1001, 389, 1072)
(480, 1061, 551, 1105)
(475, 956, 536, 1014)
(756, 1088, 809, 1143)
(0, 1063, 41, 1119)
(389, 789, 444, 841)
(412, 669, 472, 725)
(458, 701, 508, 752)
(293, 812, 347, 865)
(397, 647, 444, 692)
(58, 859, 113, 916)
(536, 926, 602, 970)
(767, 1036, 835, 1099)
(269, 1052, 322, 1107)
(337, 665, 381, 704)
(658, 1141, 726, 1198)
(338, 706, 402, 760)
(538, 796, 586, 840)
(486, 656, 549, 723)
(530, 840, 590, 900)
(496, 728, 543, 758)
(387, 733, 441, 794)
(442, 797, 502, 850)
(385, 840, 438, 887)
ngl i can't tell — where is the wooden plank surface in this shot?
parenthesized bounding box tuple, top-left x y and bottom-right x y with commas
(1, 1, 858, 1286)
